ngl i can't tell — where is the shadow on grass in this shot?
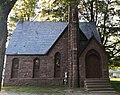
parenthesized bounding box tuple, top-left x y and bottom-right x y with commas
(2, 85, 86, 94)
(110, 80, 120, 93)
(2, 86, 66, 94)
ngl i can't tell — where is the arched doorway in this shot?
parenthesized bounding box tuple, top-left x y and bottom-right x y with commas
(85, 50, 102, 78)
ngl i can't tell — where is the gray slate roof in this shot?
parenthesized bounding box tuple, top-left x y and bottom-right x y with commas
(6, 21, 101, 55)
(79, 22, 101, 43)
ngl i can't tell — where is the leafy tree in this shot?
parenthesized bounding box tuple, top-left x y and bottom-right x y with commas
(0, 0, 17, 90)
(11, 0, 39, 21)
(40, 0, 81, 21)
(39, 0, 68, 21)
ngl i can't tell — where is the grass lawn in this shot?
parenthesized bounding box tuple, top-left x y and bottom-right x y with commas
(110, 78, 120, 92)
(2, 86, 66, 94)
(2, 78, 120, 94)
(2, 85, 85, 94)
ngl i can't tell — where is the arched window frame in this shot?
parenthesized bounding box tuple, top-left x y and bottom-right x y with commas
(33, 58, 40, 78)
(54, 52, 61, 78)
(11, 58, 19, 78)
(86, 49, 101, 59)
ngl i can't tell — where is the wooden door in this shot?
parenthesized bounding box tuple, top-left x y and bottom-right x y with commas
(85, 50, 102, 78)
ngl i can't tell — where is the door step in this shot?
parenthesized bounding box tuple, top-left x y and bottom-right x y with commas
(84, 78, 115, 92)
(90, 90, 117, 93)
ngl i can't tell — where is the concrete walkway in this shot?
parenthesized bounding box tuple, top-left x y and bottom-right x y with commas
(0, 90, 119, 95)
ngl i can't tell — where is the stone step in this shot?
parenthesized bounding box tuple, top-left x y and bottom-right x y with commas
(90, 90, 117, 93)
(85, 84, 112, 88)
(85, 82, 110, 85)
(85, 78, 109, 80)
(85, 79, 110, 83)
(84, 78, 114, 92)
(86, 87, 114, 91)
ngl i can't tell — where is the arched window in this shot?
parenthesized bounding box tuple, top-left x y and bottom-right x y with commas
(85, 49, 102, 78)
(54, 52, 61, 78)
(33, 58, 40, 78)
(11, 58, 19, 78)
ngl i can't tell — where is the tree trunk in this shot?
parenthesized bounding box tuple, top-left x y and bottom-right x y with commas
(90, 0, 94, 22)
(0, 11, 8, 90)
(0, 0, 17, 90)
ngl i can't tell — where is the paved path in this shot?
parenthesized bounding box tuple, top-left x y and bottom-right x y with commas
(0, 90, 119, 95)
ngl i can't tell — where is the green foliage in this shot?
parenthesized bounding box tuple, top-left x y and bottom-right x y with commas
(40, 0, 68, 21)
(2, 86, 66, 94)
(110, 78, 120, 92)
(2, 86, 85, 94)
(12, 0, 39, 21)
(64, 0, 80, 4)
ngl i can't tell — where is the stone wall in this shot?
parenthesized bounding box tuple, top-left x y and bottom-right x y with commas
(3, 29, 68, 86)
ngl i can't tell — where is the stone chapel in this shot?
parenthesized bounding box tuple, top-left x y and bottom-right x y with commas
(4, 4, 110, 90)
